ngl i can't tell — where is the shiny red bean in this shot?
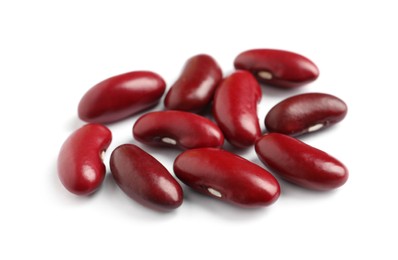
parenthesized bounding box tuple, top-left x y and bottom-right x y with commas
(213, 71, 261, 148)
(164, 54, 222, 112)
(265, 93, 348, 136)
(234, 49, 319, 88)
(78, 71, 166, 124)
(174, 148, 280, 207)
(133, 110, 224, 150)
(110, 144, 183, 211)
(57, 124, 112, 195)
(255, 133, 348, 190)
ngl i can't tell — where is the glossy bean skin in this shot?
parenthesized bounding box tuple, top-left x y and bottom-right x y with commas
(57, 124, 112, 195)
(213, 71, 262, 148)
(78, 71, 166, 124)
(234, 49, 319, 88)
(255, 133, 348, 190)
(265, 93, 348, 136)
(174, 148, 280, 207)
(164, 54, 222, 112)
(110, 144, 183, 211)
(133, 110, 224, 150)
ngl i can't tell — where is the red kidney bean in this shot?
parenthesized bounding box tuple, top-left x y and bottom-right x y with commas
(133, 110, 224, 150)
(110, 144, 183, 211)
(78, 71, 166, 124)
(174, 148, 280, 207)
(213, 71, 262, 148)
(57, 124, 112, 195)
(164, 54, 222, 112)
(234, 49, 319, 88)
(265, 93, 348, 136)
(255, 133, 348, 190)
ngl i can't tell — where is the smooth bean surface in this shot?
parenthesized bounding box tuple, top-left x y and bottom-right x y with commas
(174, 148, 280, 207)
(78, 71, 165, 124)
(164, 54, 222, 112)
(234, 49, 319, 88)
(213, 71, 261, 148)
(110, 144, 183, 211)
(265, 93, 348, 136)
(133, 110, 224, 150)
(57, 124, 112, 195)
(255, 133, 348, 190)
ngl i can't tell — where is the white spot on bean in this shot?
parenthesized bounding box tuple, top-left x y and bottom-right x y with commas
(258, 71, 273, 80)
(161, 137, 177, 145)
(308, 123, 324, 132)
(100, 150, 105, 161)
(207, 187, 222, 198)
(83, 165, 96, 182)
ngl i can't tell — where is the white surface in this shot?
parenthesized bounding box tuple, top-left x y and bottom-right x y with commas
(1, 1, 397, 259)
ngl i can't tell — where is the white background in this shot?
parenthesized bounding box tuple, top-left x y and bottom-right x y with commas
(1, 1, 397, 259)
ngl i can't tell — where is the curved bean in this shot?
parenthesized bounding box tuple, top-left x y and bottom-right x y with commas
(78, 71, 165, 124)
(164, 54, 222, 112)
(213, 71, 261, 148)
(255, 133, 348, 190)
(133, 110, 224, 150)
(234, 49, 319, 88)
(174, 148, 280, 207)
(57, 124, 112, 195)
(265, 93, 348, 136)
(110, 144, 183, 211)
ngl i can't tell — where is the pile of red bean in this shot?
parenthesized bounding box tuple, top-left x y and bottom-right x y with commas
(57, 49, 348, 211)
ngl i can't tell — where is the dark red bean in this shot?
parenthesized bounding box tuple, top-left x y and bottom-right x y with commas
(110, 144, 183, 211)
(78, 71, 166, 124)
(213, 71, 261, 148)
(57, 124, 112, 195)
(255, 133, 348, 190)
(133, 110, 224, 150)
(164, 54, 222, 112)
(265, 93, 348, 136)
(234, 49, 319, 88)
(174, 148, 280, 207)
